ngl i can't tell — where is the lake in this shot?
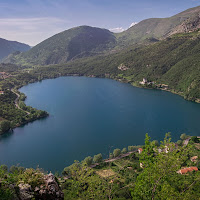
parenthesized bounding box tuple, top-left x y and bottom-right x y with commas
(0, 76, 200, 172)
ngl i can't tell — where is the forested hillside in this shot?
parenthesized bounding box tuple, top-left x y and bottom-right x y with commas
(0, 38, 30, 61)
(31, 31, 200, 102)
(4, 26, 116, 65)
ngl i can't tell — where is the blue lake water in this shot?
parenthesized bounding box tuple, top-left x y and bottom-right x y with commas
(0, 76, 200, 172)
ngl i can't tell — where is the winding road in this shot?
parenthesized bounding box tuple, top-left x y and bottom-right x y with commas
(11, 89, 30, 115)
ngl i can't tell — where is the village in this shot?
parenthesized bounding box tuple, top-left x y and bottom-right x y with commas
(0, 71, 11, 79)
(139, 78, 169, 90)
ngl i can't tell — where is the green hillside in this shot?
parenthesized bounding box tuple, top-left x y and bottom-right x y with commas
(0, 38, 30, 61)
(116, 5, 200, 47)
(4, 26, 116, 65)
(36, 31, 199, 102)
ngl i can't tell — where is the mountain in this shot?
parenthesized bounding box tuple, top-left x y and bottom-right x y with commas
(5, 6, 200, 66)
(0, 38, 30, 61)
(116, 5, 200, 47)
(43, 30, 200, 102)
(4, 26, 116, 65)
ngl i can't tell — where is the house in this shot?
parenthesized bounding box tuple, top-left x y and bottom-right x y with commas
(177, 167, 198, 175)
(138, 148, 143, 154)
(140, 163, 144, 168)
(164, 145, 170, 153)
(139, 78, 148, 85)
(118, 64, 129, 71)
(0, 91, 4, 95)
(190, 156, 198, 163)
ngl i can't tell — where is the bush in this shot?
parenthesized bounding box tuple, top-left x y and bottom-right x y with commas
(113, 149, 121, 157)
(177, 140, 183, 146)
(109, 153, 114, 159)
(93, 154, 103, 163)
(122, 148, 127, 154)
(0, 165, 8, 172)
(0, 120, 11, 133)
(128, 146, 138, 152)
(180, 133, 188, 140)
(152, 140, 159, 147)
(83, 156, 93, 166)
(190, 136, 199, 143)
(9, 166, 19, 174)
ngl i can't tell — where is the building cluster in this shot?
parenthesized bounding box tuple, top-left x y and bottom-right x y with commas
(157, 84, 169, 90)
(0, 72, 10, 79)
(139, 78, 169, 90)
(138, 147, 199, 175)
(139, 78, 154, 86)
(118, 64, 129, 71)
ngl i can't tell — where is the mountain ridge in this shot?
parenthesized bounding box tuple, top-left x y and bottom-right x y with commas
(0, 38, 30, 61)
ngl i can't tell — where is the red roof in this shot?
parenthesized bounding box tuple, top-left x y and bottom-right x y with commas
(180, 167, 198, 174)
(138, 148, 143, 151)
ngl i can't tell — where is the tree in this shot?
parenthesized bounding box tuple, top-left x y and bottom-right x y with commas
(0, 120, 11, 133)
(93, 154, 103, 163)
(180, 133, 188, 140)
(177, 140, 183, 146)
(84, 156, 93, 166)
(109, 153, 114, 159)
(128, 146, 137, 152)
(132, 134, 199, 200)
(113, 149, 121, 157)
(152, 140, 159, 147)
(0, 165, 8, 172)
(121, 148, 127, 154)
(190, 136, 199, 143)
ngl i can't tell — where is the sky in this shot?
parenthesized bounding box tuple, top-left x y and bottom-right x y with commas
(0, 0, 200, 46)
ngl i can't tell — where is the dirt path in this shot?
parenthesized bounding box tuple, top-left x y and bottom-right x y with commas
(183, 136, 200, 146)
(90, 150, 137, 168)
(11, 89, 30, 115)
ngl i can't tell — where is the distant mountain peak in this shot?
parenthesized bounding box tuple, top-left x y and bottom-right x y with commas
(0, 38, 30, 61)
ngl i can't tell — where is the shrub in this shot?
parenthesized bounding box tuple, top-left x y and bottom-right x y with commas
(180, 133, 188, 140)
(122, 148, 127, 154)
(83, 156, 93, 166)
(109, 153, 114, 159)
(93, 154, 103, 163)
(113, 149, 121, 157)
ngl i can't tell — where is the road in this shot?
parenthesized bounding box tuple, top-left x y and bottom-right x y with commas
(11, 89, 30, 115)
(90, 150, 137, 168)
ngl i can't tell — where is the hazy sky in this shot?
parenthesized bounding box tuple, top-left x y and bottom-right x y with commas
(0, 0, 199, 46)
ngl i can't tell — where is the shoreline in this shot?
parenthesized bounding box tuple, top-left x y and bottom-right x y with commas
(0, 74, 199, 135)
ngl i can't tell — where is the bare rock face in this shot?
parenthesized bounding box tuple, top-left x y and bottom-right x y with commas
(35, 173, 64, 200)
(18, 183, 34, 200)
(168, 14, 200, 36)
(18, 173, 64, 200)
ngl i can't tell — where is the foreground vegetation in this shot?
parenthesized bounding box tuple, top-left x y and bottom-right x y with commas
(0, 133, 199, 199)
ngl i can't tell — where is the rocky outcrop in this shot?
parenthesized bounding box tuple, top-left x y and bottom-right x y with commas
(35, 173, 64, 200)
(168, 13, 200, 36)
(18, 173, 64, 200)
(18, 183, 34, 200)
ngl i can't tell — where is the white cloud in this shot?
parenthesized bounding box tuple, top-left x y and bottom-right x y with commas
(0, 17, 70, 46)
(109, 21, 138, 33)
(129, 22, 138, 28)
(109, 27, 125, 33)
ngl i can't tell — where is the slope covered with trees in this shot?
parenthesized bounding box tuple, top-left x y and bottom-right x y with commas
(0, 38, 30, 61)
(4, 26, 116, 65)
